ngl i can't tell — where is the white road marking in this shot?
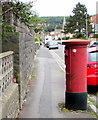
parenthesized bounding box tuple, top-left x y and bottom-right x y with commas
(49, 50, 66, 72)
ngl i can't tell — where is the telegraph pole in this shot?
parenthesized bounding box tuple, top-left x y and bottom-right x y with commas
(86, 13, 88, 40)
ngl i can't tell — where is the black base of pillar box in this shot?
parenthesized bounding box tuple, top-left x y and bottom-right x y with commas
(65, 92, 87, 110)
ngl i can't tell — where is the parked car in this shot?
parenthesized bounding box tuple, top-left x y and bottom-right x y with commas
(56, 40, 62, 44)
(87, 47, 98, 86)
(89, 41, 98, 47)
(45, 41, 51, 48)
(48, 41, 59, 50)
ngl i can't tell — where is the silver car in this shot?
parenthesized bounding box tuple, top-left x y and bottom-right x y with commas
(48, 41, 59, 50)
(89, 41, 98, 47)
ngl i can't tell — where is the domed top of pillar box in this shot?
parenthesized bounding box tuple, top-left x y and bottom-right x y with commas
(62, 39, 90, 46)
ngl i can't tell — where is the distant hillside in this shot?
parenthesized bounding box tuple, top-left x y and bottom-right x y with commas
(41, 16, 64, 24)
(40, 16, 69, 33)
(41, 16, 69, 24)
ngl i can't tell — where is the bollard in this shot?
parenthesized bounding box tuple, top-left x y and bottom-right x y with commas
(62, 39, 90, 110)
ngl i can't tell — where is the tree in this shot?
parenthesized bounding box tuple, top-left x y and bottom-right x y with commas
(2, 0, 44, 34)
(64, 2, 92, 38)
(44, 24, 55, 32)
(40, 16, 65, 33)
(30, 15, 44, 33)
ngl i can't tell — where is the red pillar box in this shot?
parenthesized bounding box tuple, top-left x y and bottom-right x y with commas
(62, 39, 90, 110)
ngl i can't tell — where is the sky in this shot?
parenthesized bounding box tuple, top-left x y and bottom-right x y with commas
(20, 0, 98, 16)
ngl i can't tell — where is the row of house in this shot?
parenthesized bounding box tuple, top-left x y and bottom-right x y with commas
(41, 13, 98, 41)
(89, 13, 98, 41)
(91, 14, 98, 34)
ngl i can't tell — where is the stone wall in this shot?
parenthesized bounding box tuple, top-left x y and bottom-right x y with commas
(0, 51, 14, 96)
(17, 22, 35, 108)
(2, 83, 19, 118)
(0, 51, 19, 119)
(1, 2, 40, 118)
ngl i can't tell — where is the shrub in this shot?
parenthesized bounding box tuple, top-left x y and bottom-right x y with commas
(62, 37, 70, 40)
(94, 34, 98, 38)
(34, 37, 42, 42)
(72, 33, 86, 39)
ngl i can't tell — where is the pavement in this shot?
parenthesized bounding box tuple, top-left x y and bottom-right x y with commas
(18, 46, 96, 119)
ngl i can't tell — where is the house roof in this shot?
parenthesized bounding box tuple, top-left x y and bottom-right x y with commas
(91, 14, 98, 24)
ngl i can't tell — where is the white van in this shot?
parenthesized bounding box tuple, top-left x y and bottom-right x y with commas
(44, 36, 52, 44)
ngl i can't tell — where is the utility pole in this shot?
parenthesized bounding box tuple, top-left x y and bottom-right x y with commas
(61, 16, 66, 40)
(63, 16, 66, 29)
(86, 13, 88, 40)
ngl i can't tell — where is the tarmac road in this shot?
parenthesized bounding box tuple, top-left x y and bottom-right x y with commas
(18, 46, 96, 119)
